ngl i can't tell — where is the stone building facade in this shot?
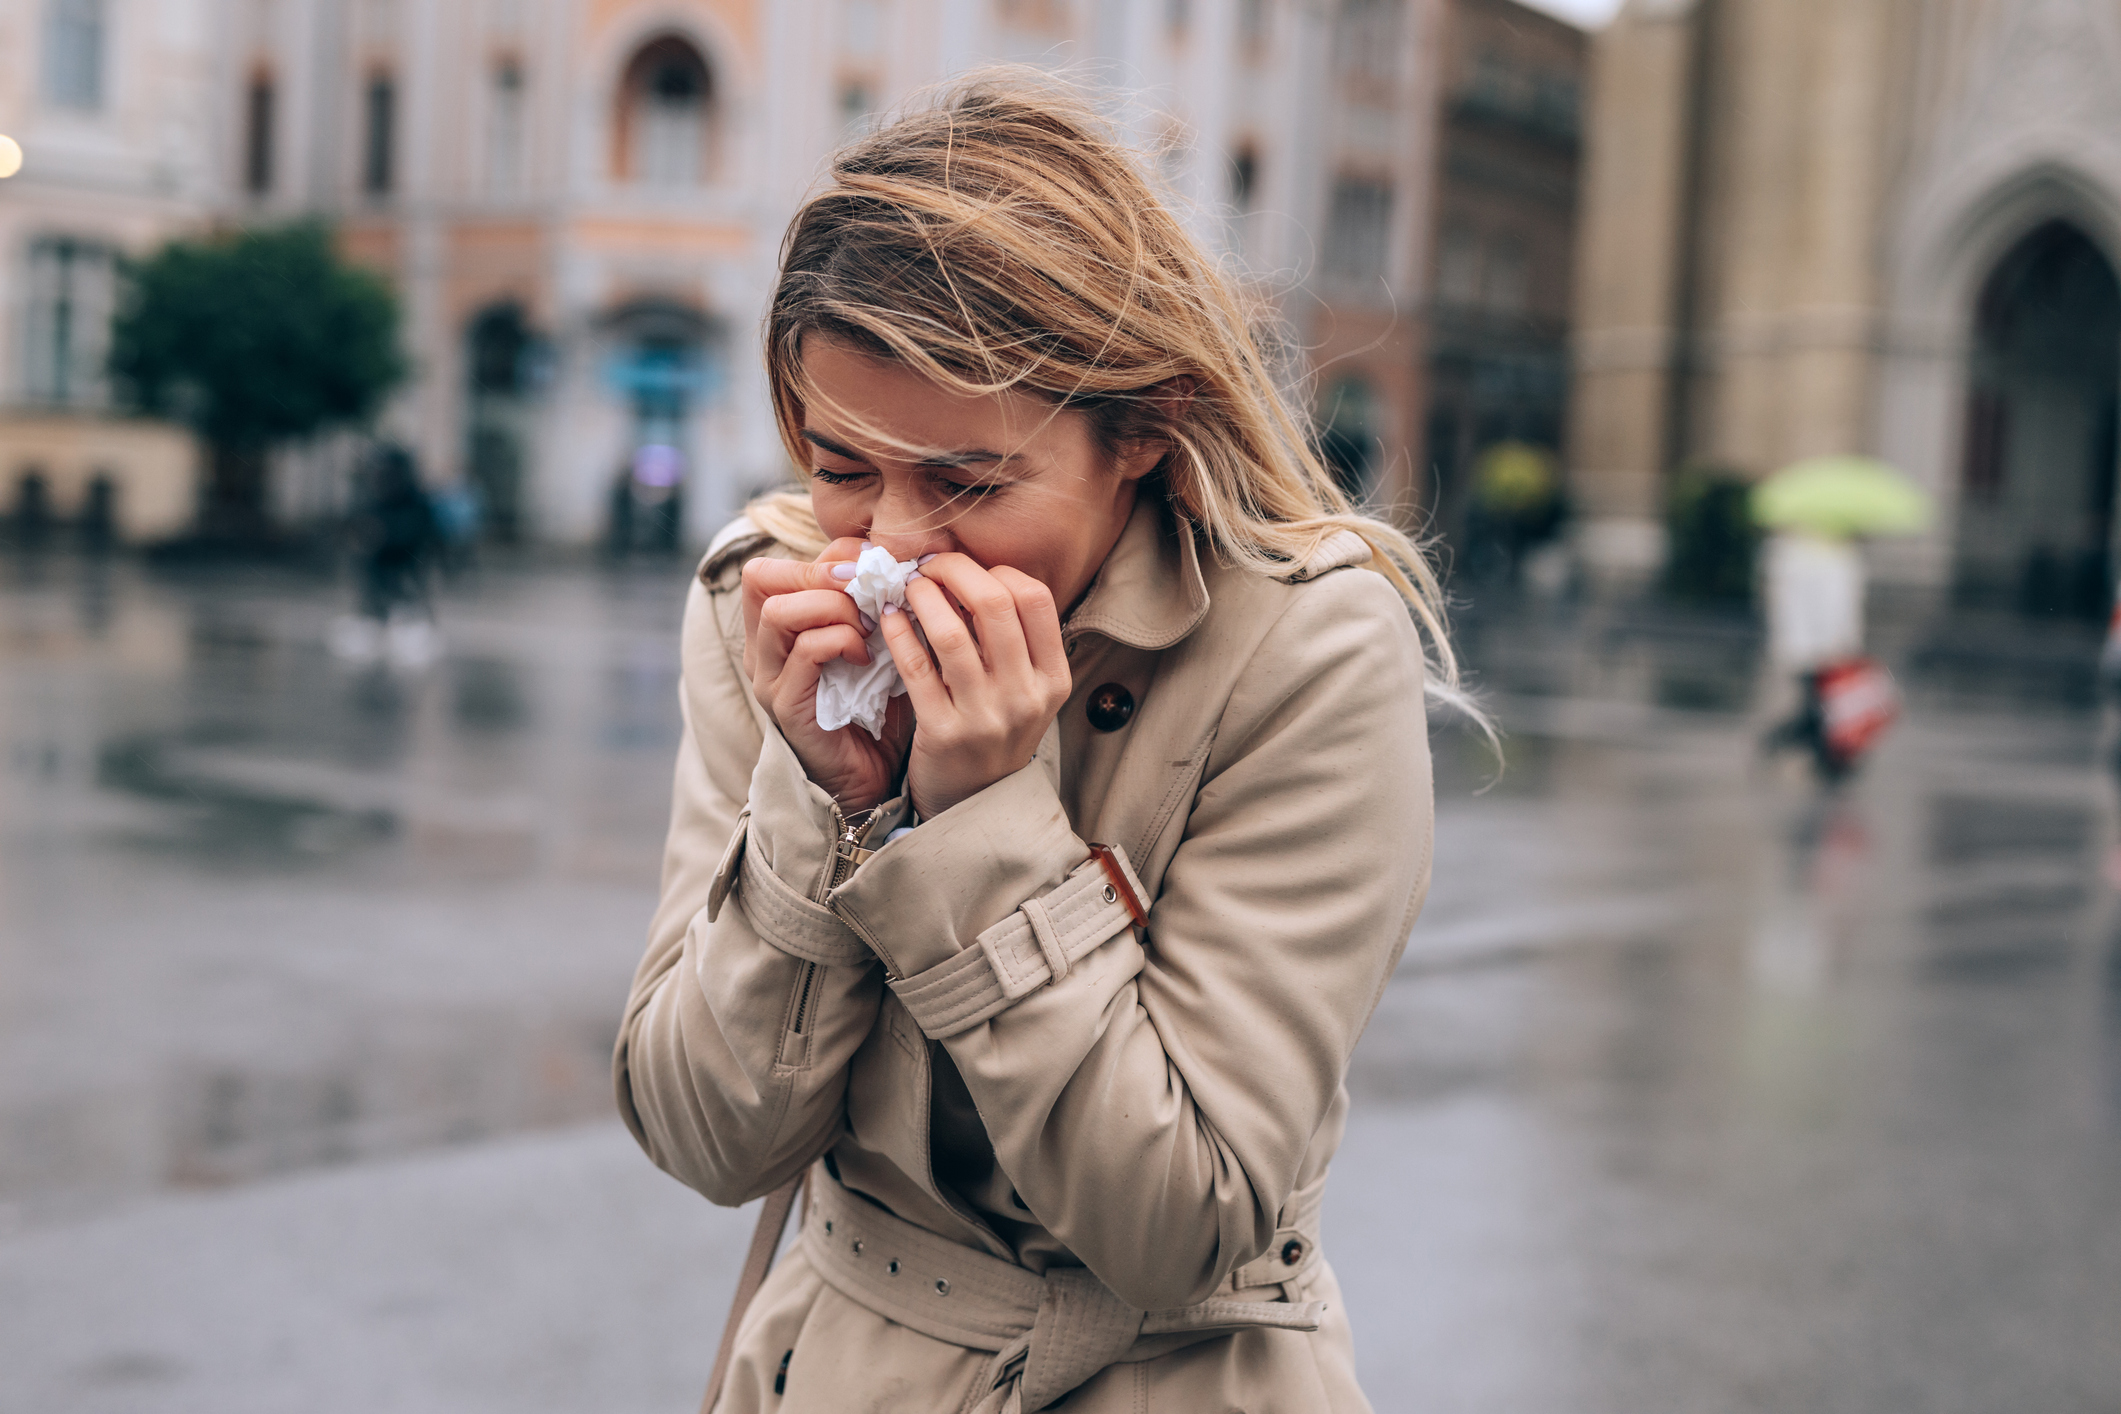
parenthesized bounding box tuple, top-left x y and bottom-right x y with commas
(1572, 0, 2121, 616)
(1419, 0, 1585, 547)
(1, 0, 1449, 549)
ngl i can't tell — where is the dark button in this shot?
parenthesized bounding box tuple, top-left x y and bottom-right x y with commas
(1086, 683, 1135, 732)
(1280, 1238, 1305, 1266)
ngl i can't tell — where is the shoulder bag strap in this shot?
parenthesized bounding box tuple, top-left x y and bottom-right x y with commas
(700, 1170, 808, 1414)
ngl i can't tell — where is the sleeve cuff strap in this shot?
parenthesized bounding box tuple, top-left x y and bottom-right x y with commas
(889, 844, 1148, 1039)
(733, 822, 874, 968)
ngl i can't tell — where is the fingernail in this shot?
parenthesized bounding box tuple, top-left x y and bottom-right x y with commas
(906, 570, 923, 583)
(860, 540, 874, 551)
(917, 553, 938, 566)
(859, 614, 876, 635)
(881, 603, 900, 616)
(829, 563, 857, 580)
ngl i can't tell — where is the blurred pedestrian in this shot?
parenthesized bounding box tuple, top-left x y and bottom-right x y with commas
(613, 73, 1469, 1414)
(1758, 530, 1893, 780)
(331, 444, 441, 667)
(1751, 457, 1926, 783)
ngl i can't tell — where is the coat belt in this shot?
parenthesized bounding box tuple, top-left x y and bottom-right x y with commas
(800, 1170, 1328, 1414)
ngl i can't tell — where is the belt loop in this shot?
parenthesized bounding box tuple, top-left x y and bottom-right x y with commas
(1021, 897, 1068, 985)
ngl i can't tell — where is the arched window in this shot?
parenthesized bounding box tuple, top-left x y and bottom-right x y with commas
(616, 37, 715, 187)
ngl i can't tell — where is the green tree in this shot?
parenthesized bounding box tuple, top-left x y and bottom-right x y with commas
(109, 222, 407, 536)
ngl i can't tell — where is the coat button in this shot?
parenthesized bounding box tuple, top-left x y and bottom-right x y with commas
(1086, 683, 1134, 732)
(1281, 1239, 1305, 1265)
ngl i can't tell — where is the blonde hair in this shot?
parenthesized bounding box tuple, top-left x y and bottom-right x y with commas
(748, 68, 1470, 709)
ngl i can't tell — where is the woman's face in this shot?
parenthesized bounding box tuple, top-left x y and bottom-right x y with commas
(797, 337, 1158, 614)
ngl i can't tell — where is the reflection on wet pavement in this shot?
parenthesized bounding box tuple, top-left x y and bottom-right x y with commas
(3, 562, 2118, 1411)
(1328, 595, 2121, 1409)
(0, 557, 685, 1222)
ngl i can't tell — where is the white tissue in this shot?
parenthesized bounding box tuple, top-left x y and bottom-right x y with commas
(815, 545, 918, 738)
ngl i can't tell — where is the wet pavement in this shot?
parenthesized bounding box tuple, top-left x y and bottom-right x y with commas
(2, 555, 2117, 1412)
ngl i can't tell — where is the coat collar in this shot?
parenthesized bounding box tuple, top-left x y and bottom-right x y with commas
(1064, 489, 1212, 652)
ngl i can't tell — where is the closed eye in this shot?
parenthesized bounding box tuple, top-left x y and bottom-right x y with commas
(931, 473, 1003, 498)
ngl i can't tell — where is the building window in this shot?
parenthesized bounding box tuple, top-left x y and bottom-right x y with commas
(364, 74, 397, 195)
(618, 36, 714, 187)
(838, 81, 877, 139)
(488, 57, 526, 194)
(21, 237, 116, 407)
(1226, 146, 1260, 260)
(1324, 177, 1392, 285)
(1228, 147, 1258, 214)
(1318, 377, 1380, 501)
(244, 72, 275, 194)
(1333, 0, 1401, 86)
(43, 0, 104, 110)
(1484, 237, 1529, 314)
(1437, 225, 1481, 305)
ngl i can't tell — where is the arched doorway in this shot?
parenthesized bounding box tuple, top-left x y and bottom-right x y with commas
(600, 300, 724, 554)
(1956, 221, 2121, 617)
(464, 302, 541, 543)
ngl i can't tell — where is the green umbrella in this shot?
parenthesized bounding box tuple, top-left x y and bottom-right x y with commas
(1751, 455, 1932, 538)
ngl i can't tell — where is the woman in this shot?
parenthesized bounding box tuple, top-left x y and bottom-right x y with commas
(616, 74, 1459, 1414)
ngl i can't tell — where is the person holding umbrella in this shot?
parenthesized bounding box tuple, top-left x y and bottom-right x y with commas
(1753, 455, 1930, 781)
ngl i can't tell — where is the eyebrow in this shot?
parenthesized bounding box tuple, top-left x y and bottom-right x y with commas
(799, 429, 1017, 469)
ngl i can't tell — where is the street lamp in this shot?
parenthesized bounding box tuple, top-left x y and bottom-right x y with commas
(0, 136, 22, 179)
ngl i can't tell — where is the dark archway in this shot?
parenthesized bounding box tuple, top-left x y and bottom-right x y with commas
(599, 299, 725, 554)
(1957, 221, 2121, 618)
(614, 35, 716, 186)
(464, 302, 541, 543)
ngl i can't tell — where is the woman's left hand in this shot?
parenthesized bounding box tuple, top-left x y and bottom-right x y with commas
(879, 553, 1073, 821)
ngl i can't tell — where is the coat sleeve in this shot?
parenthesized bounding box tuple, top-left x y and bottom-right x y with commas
(613, 574, 893, 1207)
(828, 567, 1433, 1308)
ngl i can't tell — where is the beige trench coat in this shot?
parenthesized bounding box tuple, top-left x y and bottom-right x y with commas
(615, 492, 1434, 1413)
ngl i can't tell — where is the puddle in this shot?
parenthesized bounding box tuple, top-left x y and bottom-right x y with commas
(96, 732, 397, 862)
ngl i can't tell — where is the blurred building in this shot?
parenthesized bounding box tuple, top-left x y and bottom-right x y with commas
(1418, 0, 1584, 549)
(0, 0, 214, 542)
(2, 0, 1460, 550)
(1573, 0, 2121, 617)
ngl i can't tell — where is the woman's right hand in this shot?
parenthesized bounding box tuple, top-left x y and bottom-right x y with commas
(741, 539, 913, 813)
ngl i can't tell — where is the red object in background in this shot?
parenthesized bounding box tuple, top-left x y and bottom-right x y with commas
(1815, 657, 1900, 764)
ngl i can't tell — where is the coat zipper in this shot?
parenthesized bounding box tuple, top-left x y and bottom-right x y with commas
(828, 802, 878, 889)
(790, 962, 817, 1034)
(792, 804, 876, 1035)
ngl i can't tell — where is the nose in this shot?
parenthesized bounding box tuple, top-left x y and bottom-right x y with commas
(865, 484, 954, 563)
